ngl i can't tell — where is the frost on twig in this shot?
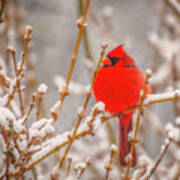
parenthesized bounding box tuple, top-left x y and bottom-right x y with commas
(74, 157, 92, 179)
(27, 102, 106, 171)
(144, 90, 180, 105)
(104, 144, 117, 180)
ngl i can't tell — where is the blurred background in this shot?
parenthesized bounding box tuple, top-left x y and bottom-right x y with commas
(0, 0, 180, 179)
(22, 0, 158, 129)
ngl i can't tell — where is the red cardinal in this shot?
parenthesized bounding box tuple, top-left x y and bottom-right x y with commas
(93, 45, 151, 166)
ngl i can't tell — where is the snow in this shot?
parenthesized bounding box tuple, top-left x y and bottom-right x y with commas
(29, 118, 55, 140)
(11, 101, 21, 117)
(74, 162, 86, 170)
(7, 46, 15, 53)
(77, 106, 84, 115)
(28, 132, 69, 165)
(27, 103, 107, 169)
(16, 134, 28, 151)
(38, 83, 48, 94)
(13, 118, 26, 133)
(165, 123, 179, 141)
(145, 68, 152, 76)
(128, 130, 134, 141)
(125, 153, 133, 163)
(110, 144, 117, 152)
(165, 138, 170, 144)
(93, 102, 105, 111)
(86, 156, 92, 165)
(25, 25, 33, 33)
(50, 100, 62, 113)
(91, 114, 104, 132)
(175, 117, 180, 126)
(144, 90, 180, 105)
(85, 84, 91, 94)
(0, 107, 15, 129)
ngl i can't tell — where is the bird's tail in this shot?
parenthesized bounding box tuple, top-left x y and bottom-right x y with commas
(119, 112, 137, 166)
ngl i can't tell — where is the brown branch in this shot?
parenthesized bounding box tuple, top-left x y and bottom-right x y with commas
(105, 145, 117, 180)
(67, 156, 72, 176)
(18, 25, 32, 75)
(7, 48, 25, 116)
(25, 90, 180, 172)
(58, 44, 107, 169)
(123, 70, 152, 180)
(51, 0, 90, 120)
(5, 72, 24, 107)
(23, 93, 36, 125)
(78, 0, 94, 65)
(144, 138, 172, 179)
(171, 55, 180, 116)
(36, 84, 47, 121)
(74, 157, 92, 179)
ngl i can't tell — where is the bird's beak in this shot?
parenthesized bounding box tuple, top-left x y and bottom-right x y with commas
(102, 58, 111, 66)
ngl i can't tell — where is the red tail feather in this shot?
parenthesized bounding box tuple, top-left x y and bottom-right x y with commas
(119, 113, 137, 166)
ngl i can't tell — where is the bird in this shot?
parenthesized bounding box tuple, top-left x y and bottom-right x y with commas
(93, 45, 151, 166)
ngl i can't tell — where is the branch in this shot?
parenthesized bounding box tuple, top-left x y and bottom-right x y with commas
(25, 89, 180, 172)
(57, 44, 107, 169)
(123, 69, 152, 179)
(51, 0, 91, 120)
(144, 138, 172, 179)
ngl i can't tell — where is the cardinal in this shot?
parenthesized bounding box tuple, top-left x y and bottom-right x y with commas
(93, 45, 151, 166)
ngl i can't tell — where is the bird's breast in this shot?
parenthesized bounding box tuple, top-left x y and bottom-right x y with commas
(93, 67, 147, 114)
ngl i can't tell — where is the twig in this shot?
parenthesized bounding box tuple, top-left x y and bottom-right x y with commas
(67, 156, 72, 176)
(171, 55, 180, 116)
(7, 47, 25, 116)
(51, 0, 91, 120)
(36, 84, 48, 120)
(23, 93, 36, 125)
(173, 166, 180, 180)
(123, 70, 152, 180)
(74, 157, 92, 179)
(5, 72, 24, 107)
(78, 0, 94, 65)
(104, 144, 117, 180)
(58, 44, 107, 169)
(144, 138, 172, 179)
(18, 25, 32, 75)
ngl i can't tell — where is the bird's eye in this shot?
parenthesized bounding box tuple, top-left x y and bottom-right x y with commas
(107, 56, 119, 65)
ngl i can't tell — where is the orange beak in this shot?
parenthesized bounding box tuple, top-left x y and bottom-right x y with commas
(102, 58, 112, 66)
